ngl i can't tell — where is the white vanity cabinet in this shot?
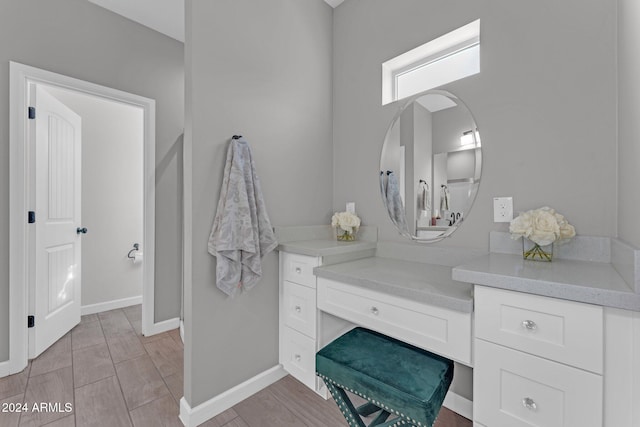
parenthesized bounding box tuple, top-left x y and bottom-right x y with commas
(278, 252, 324, 394)
(473, 286, 604, 427)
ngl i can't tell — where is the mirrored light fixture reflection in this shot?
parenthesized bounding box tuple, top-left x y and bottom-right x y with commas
(460, 129, 481, 147)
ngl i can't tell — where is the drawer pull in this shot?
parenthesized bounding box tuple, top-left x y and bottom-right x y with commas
(521, 320, 537, 331)
(370, 307, 379, 316)
(294, 305, 302, 313)
(522, 397, 538, 411)
(294, 354, 301, 362)
(295, 267, 302, 274)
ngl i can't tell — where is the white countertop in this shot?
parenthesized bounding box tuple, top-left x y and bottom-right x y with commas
(452, 253, 640, 311)
(277, 239, 377, 257)
(314, 257, 474, 313)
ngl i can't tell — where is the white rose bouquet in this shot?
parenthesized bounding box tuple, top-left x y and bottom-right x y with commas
(509, 206, 575, 246)
(331, 211, 361, 241)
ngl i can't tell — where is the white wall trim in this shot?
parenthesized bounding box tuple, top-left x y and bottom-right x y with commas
(81, 296, 143, 316)
(443, 391, 473, 421)
(145, 317, 181, 336)
(8, 61, 156, 376)
(179, 365, 287, 427)
(0, 360, 11, 378)
(381, 19, 480, 105)
(632, 311, 640, 426)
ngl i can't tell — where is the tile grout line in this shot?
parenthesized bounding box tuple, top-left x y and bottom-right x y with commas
(114, 307, 182, 422)
(17, 356, 33, 426)
(136, 322, 184, 411)
(98, 309, 137, 427)
(123, 307, 185, 421)
(69, 329, 77, 426)
(265, 384, 320, 427)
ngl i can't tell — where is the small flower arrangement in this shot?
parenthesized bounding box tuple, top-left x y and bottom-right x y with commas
(509, 206, 575, 261)
(331, 211, 361, 241)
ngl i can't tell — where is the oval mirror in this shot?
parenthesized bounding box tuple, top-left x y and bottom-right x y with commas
(380, 90, 482, 242)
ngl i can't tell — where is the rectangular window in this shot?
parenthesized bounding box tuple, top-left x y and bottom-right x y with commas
(382, 20, 480, 105)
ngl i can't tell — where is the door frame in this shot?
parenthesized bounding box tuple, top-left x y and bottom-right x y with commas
(9, 62, 156, 374)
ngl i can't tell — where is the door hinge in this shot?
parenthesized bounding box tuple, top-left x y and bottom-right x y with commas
(28, 211, 35, 224)
(27, 316, 35, 328)
(28, 107, 36, 120)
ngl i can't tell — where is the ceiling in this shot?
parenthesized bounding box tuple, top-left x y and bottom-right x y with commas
(88, 0, 344, 43)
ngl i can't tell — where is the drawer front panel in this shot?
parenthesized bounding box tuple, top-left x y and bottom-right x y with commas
(474, 339, 602, 427)
(317, 277, 472, 365)
(283, 281, 316, 338)
(282, 253, 319, 288)
(475, 286, 603, 373)
(282, 327, 316, 390)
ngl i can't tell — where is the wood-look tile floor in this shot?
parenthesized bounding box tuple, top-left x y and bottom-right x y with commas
(0, 305, 472, 427)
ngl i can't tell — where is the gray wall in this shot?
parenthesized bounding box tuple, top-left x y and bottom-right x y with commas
(618, 0, 640, 247)
(0, 0, 184, 362)
(333, 0, 616, 402)
(185, 0, 333, 406)
(333, 0, 617, 249)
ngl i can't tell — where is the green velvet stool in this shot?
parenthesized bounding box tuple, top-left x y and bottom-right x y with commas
(316, 327, 453, 427)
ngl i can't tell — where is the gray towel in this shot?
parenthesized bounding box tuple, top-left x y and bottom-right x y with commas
(440, 185, 450, 212)
(208, 138, 277, 297)
(385, 172, 410, 235)
(419, 181, 430, 211)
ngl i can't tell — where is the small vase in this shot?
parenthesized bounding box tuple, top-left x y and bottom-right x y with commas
(522, 238, 553, 262)
(336, 228, 357, 242)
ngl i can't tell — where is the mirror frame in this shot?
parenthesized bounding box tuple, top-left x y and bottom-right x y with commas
(380, 89, 482, 242)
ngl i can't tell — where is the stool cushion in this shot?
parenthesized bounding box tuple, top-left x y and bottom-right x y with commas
(316, 328, 453, 425)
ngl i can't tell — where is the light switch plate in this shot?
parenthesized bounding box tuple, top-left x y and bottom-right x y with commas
(493, 197, 513, 222)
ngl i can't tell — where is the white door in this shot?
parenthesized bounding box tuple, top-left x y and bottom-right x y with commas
(30, 85, 82, 358)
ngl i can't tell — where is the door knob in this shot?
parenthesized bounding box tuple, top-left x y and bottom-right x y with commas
(76, 227, 88, 234)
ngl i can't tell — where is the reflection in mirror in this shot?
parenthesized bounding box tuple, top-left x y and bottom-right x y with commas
(380, 90, 481, 242)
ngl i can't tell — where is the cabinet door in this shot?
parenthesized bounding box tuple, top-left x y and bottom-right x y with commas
(474, 339, 602, 427)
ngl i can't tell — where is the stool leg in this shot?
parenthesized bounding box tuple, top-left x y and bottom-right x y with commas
(368, 409, 390, 426)
(325, 382, 366, 427)
(370, 419, 415, 427)
(357, 402, 381, 417)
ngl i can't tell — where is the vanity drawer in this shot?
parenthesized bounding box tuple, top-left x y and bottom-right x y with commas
(475, 286, 603, 374)
(474, 339, 602, 427)
(283, 280, 316, 338)
(281, 326, 316, 390)
(317, 277, 472, 365)
(282, 253, 319, 288)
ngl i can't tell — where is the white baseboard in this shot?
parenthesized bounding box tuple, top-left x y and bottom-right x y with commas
(81, 296, 142, 315)
(443, 390, 473, 421)
(144, 317, 181, 336)
(179, 365, 287, 427)
(0, 360, 11, 378)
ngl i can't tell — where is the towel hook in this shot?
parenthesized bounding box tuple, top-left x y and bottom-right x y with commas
(232, 135, 243, 140)
(127, 243, 139, 259)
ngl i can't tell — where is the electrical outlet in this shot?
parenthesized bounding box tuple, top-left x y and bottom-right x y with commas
(493, 197, 513, 223)
(346, 202, 355, 214)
